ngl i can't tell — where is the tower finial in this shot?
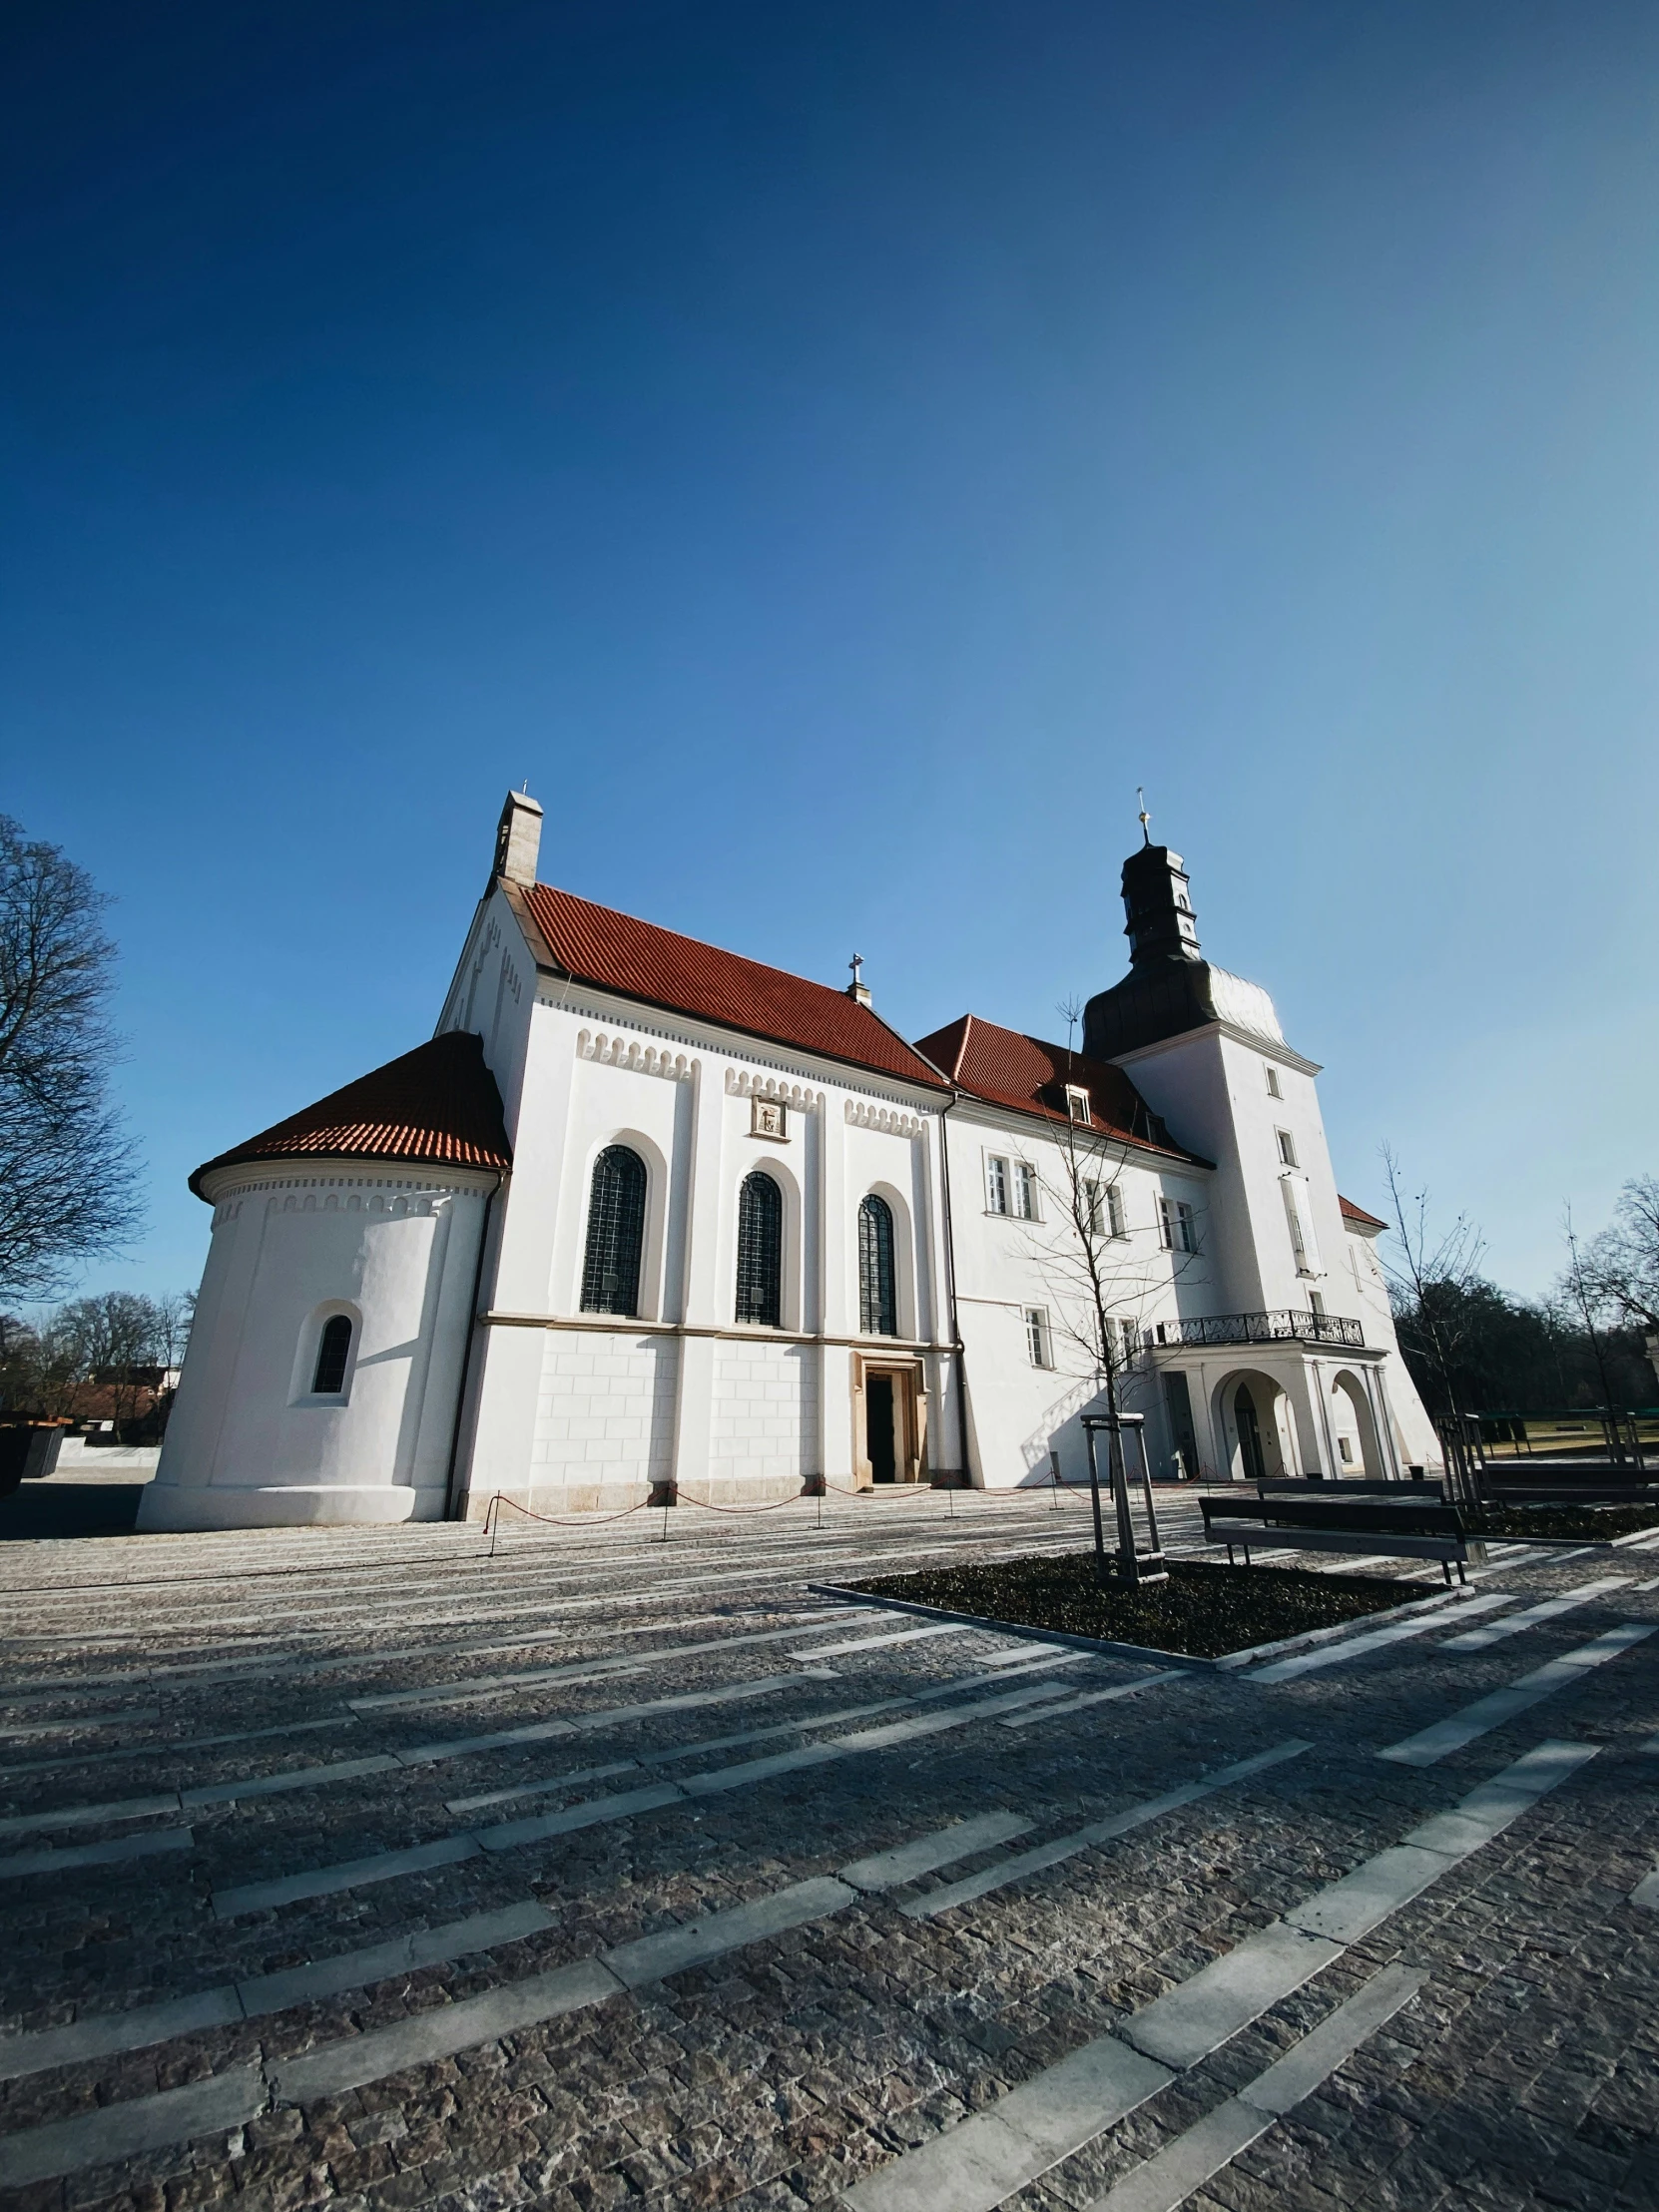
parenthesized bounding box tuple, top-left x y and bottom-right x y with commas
(1137, 788, 1152, 847)
(845, 952, 871, 1006)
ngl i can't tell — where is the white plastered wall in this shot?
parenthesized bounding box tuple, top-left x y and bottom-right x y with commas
(941, 1102, 1214, 1490)
(138, 1162, 497, 1530)
(454, 964, 958, 1517)
(1112, 1020, 1441, 1474)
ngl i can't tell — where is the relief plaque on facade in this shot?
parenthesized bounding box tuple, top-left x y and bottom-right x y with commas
(751, 1097, 788, 1141)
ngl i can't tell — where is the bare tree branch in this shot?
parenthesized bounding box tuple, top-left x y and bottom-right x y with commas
(0, 816, 143, 1300)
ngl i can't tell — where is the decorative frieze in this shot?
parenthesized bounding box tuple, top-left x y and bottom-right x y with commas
(844, 1099, 926, 1138)
(725, 1067, 824, 1112)
(577, 1029, 697, 1081)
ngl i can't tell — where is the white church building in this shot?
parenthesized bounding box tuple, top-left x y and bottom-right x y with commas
(140, 793, 1439, 1531)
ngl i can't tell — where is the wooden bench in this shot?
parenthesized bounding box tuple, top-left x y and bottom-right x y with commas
(1198, 1493, 1470, 1583)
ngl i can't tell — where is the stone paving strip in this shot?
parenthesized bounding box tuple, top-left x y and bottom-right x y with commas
(1437, 1574, 1633, 1650)
(0, 1621, 1060, 1842)
(899, 1739, 1311, 1919)
(837, 1738, 1598, 2212)
(0, 1810, 1038, 2186)
(0, 1707, 162, 1740)
(1083, 1962, 1426, 2212)
(0, 1672, 823, 1838)
(1378, 1621, 1657, 1766)
(0, 1600, 873, 1761)
(0, 1610, 902, 1805)
(0, 1900, 559, 2080)
(1244, 1591, 1515, 1682)
(0, 1825, 196, 1879)
(209, 1671, 1088, 1917)
(998, 1671, 1186, 1729)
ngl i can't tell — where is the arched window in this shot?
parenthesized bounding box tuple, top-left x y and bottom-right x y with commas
(312, 1315, 352, 1395)
(858, 1194, 897, 1337)
(735, 1171, 783, 1327)
(580, 1145, 647, 1315)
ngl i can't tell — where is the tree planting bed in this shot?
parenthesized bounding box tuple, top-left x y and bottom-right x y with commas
(1464, 1500, 1659, 1542)
(835, 1551, 1423, 1662)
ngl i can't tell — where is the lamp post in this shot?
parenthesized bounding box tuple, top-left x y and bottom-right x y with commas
(1081, 1409, 1167, 1586)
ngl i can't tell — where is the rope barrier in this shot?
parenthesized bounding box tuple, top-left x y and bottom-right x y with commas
(479, 1469, 1103, 1553)
(482, 1490, 655, 1556)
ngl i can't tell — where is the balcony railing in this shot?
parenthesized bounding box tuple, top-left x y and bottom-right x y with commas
(1144, 1310, 1365, 1352)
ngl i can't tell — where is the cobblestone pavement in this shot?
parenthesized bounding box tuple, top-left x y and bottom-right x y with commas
(0, 1487, 1656, 2212)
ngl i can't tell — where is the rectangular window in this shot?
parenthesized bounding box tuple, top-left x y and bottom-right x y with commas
(1158, 1197, 1196, 1254)
(1277, 1128, 1298, 1168)
(1265, 1065, 1282, 1098)
(1065, 1085, 1091, 1124)
(1013, 1161, 1038, 1220)
(1102, 1314, 1134, 1369)
(1084, 1179, 1103, 1234)
(1106, 1183, 1126, 1239)
(1310, 1290, 1327, 1319)
(1025, 1307, 1050, 1368)
(986, 1156, 1008, 1214)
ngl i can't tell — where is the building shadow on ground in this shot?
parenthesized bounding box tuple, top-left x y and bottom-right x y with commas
(0, 1482, 149, 1539)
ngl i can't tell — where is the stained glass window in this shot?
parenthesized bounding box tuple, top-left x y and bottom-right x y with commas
(312, 1314, 352, 1395)
(858, 1194, 897, 1337)
(580, 1145, 647, 1315)
(735, 1170, 783, 1327)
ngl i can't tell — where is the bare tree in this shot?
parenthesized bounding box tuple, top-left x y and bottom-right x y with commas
(150, 1289, 196, 1374)
(0, 817, 143, 1301)
(1586, 1176, 1659, 1338)
(1378, 1144, 1485, 1418)
(0, 1291, 190, 1424)
(1558, 1206, 1619, 1414)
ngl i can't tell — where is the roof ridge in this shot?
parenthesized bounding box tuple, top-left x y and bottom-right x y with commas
(521, 880, 947, 1091)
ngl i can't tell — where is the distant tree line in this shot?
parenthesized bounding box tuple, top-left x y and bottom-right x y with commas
(0, 1291, 194, 1431)
(1382, 1153, 1659, 1416)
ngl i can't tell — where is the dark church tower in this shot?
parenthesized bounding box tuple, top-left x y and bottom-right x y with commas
(1121, 843, 1202, 967)
(1083, 836, 1252, 1062)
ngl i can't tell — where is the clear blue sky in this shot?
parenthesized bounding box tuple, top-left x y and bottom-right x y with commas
(5, 0, 1656, 1308)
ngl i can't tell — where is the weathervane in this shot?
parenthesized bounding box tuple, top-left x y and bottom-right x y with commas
(1137, 788, 1152, 847)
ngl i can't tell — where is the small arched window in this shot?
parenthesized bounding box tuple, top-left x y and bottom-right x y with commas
(312, 1314, 352, 1395)
(858, 1194, 898, 1338)
(581, 1145, 647, 1316)
(735, 1171, 783, 1327)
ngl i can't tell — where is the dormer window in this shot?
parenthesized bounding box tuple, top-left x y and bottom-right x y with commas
(1065, 1086, 1091, 1125)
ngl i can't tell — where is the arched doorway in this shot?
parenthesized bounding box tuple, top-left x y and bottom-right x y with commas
(1331, 1370, 1384, 1477)
(1211, 1369, 1294, 1483)
(1234, 1383, 1269, 1483)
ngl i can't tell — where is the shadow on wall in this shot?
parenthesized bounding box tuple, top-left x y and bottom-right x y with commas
(0, 1483, 149, 1540)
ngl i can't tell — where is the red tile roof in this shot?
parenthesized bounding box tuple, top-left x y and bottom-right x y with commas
(1339, 1194, 1387, 1232)
(520, 882, 946, 1089)
(913, 1014, 1201, 1162)
(191, 1033, 512, 1197)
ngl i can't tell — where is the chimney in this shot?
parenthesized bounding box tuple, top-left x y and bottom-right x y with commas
(494, 789, 543, 886)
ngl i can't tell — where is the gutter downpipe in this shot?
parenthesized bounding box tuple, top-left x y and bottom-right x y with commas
(443, 1173, 503, 1521)
(936, 1089, 973, 1487)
